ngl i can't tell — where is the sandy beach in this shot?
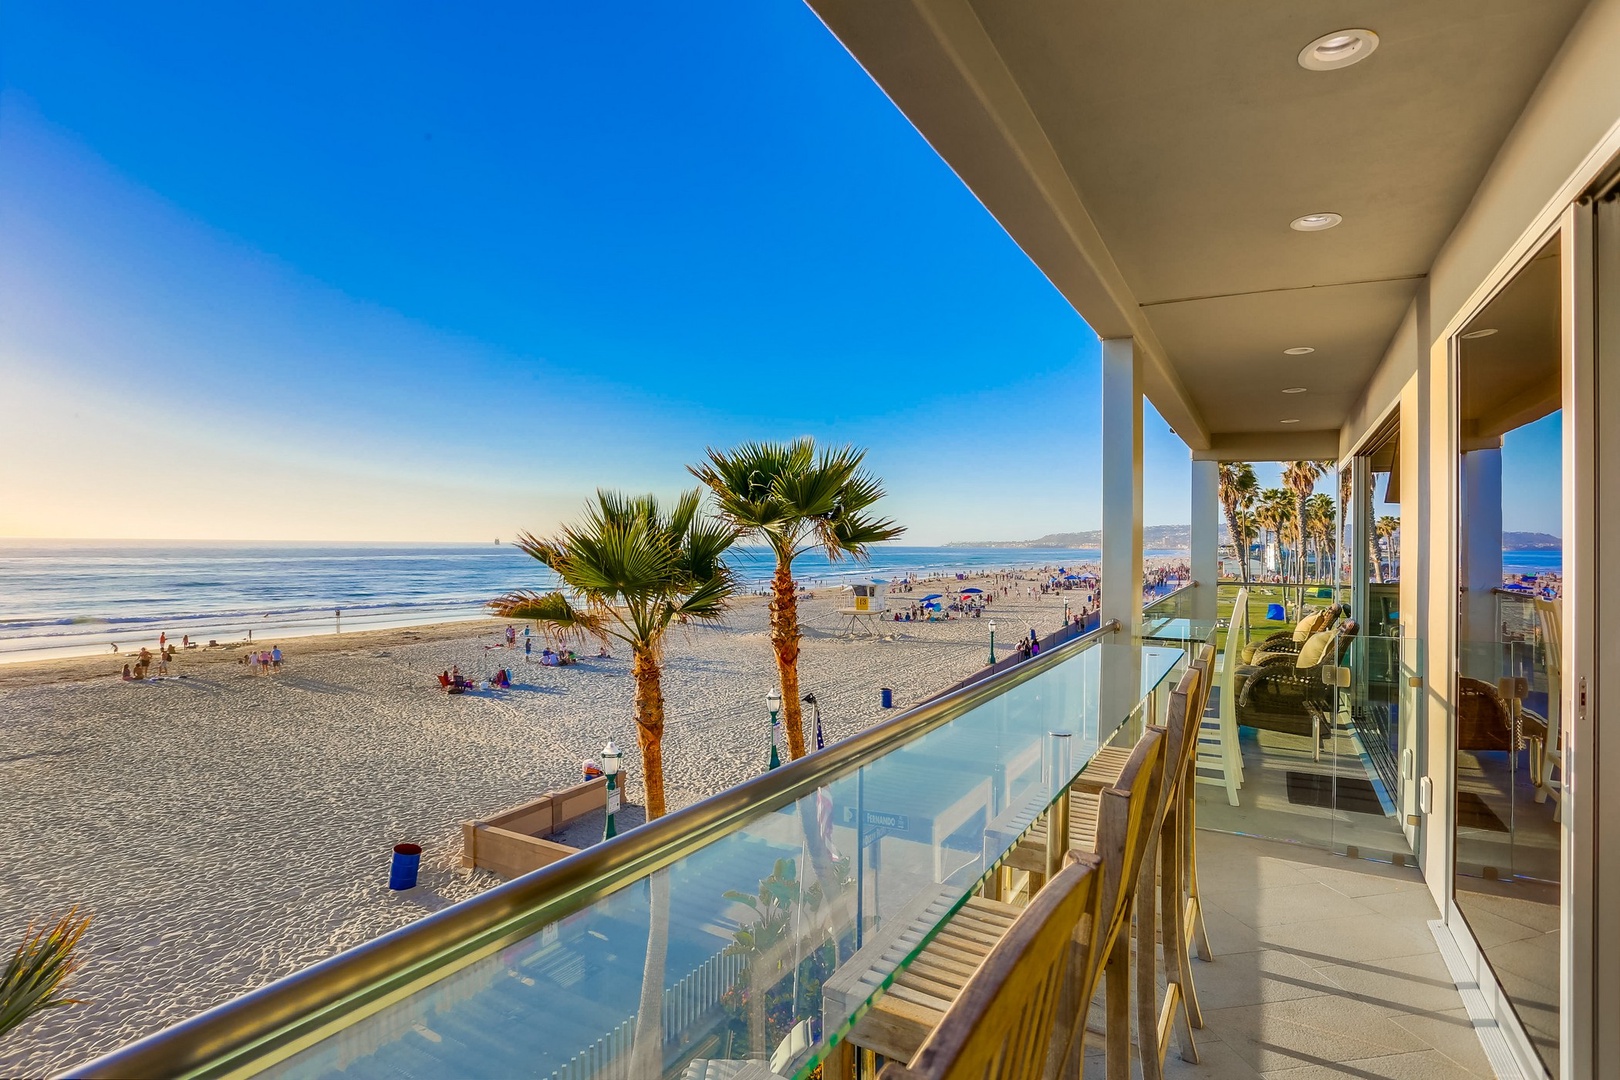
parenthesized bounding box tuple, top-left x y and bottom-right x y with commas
(0, 567, 1101, 1077)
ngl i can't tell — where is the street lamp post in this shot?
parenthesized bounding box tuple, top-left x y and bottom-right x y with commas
(767, 688, 783, 770)
(601, 739, 621, 840)
(988, 620, 997, 665)
(1063, 599, 1071, 628)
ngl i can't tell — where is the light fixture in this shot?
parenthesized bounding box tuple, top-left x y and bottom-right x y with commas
(1280, 418, 1301, 424)
(1298, 29, 1379, 71)
(1461, 328, 1499, 339)
(1291, 212, 1343, 232)
(1284, 346, 1315, 355)
(1282, 387, 1308, 394)
(600, 739, 620, 777)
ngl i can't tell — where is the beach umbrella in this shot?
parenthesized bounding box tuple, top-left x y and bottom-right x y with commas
(960, 587, 983, 594)
(921, 593, 943, 601)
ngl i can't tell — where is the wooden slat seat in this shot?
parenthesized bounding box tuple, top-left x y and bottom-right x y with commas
(878, 857, 1103, 1080)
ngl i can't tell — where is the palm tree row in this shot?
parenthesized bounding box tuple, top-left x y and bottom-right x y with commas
(490, 438, 902, 820)
(1216, 460, 1337, 582)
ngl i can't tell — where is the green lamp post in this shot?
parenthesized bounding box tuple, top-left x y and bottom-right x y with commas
(988, 619, 997, 665)
(767, 688, 782, 770)
(601, 738, 621, 840)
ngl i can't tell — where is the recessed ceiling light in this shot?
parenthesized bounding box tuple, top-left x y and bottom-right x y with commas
(1461, 328, 1499, 339)
(1280, 418, 1301, 424)
(1282, 387, 1308, 394)
(1284, 346, 1315, 355)
(1299, 29, 1379, 71)
(1291, 212, 1343, 232)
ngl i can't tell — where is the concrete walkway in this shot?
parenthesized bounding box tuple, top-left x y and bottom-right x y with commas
(1131, 832, 1495, 1079)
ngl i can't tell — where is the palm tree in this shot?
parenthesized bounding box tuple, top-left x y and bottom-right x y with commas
(490, 490, 738, 819)
(1376, 515, 1401, 581)
(1282, 461, 1330, 581)
(691, 439, 903, 761)
(1255, 488, 1292, 576)
(1305, 493, 1336, 579)
(1217, 462, 1258, 581)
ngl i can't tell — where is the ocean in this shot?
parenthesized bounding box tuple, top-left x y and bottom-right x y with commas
(0, 541, 1174, 663)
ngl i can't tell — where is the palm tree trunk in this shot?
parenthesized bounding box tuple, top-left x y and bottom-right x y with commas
(769, 559, 807, 760)
(1222, 501, 1250, 583)
(632, 646, 668, 819)
(626, 868, 670, 1080)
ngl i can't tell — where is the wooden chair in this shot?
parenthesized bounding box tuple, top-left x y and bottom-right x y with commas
(1069, 660, 1209, 1078)
(1182, 647, 1217, 964)
(1132, 663, 1209, 1080)
(876, 855, 1102, 1080)
(841, 730, 1167, 1080)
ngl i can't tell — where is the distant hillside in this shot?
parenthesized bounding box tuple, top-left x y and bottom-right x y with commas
(948, 525, 1191, 550)
(1504, 531, 1561, 549)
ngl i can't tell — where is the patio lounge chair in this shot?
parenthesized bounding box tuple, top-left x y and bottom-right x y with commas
(1233, 620, 1358, 758)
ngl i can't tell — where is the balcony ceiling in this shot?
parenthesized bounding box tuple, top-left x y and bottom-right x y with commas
(807, 0, 1588, 453)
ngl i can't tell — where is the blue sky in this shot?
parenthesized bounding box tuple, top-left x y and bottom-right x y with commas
(0, 1, 1200, 543)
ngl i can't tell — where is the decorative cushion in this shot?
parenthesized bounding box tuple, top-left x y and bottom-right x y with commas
(1291, 608, 1325, 642)
(1296, 628, 1337, 669)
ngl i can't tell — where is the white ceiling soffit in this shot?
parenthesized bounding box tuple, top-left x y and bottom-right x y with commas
(805, 0, 1587, 447)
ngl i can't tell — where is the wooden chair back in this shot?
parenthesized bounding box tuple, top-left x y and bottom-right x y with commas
(1092, 728, 1167, 947)
(1192, 644, 1216, 719)
(1163, 666, 1204, 798)
(879, 856, 1102, 1080)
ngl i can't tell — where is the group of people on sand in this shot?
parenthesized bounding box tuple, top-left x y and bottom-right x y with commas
(243, 647, 283, 675)
(121, 644, 176, 680)
(438, 666, 512, 694)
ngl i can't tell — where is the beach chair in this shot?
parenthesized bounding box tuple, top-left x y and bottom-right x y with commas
(1533, 598, 1563, 820)
(1199, 588, 1246, 805)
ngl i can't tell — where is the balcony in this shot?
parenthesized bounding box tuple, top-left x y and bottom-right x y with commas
(72, 591, 1502, 1080)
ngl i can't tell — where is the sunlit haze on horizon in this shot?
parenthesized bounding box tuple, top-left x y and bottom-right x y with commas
(0, 1, 1206, 544)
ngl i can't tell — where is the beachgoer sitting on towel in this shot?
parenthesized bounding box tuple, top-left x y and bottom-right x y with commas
(541, 647, 559, 666)
(495, 669, 511, 688)
(121, 663, 133, 680)
(597, 644, 610, 658)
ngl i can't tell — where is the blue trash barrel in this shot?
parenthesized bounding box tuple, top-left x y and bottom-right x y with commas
(389, 843, 421, 890)
(880, 687, 894, 709)
(1265, 603, 1286, 621)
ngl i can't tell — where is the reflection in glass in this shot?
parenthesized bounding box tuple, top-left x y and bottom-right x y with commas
(255, 643, 1180, 1080)
(1453, 235, 1562, 1074)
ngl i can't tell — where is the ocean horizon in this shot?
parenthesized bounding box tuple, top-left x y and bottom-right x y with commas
(0, 541, 1178, 663)
(0, 539, 1561, 664)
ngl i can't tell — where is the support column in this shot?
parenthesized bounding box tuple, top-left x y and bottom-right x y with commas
(1191, 458, 1219, 622)
(1460, 444, 1504, 650)
(1101, 337, 1144, 631)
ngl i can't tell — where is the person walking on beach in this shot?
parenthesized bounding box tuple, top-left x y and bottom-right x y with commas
(524, 636, 532, 662)
(271, 646, 282, 671)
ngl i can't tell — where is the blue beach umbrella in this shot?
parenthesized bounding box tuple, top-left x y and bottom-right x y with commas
(960, 587, 983, 594)
(921, 593, 943, 601)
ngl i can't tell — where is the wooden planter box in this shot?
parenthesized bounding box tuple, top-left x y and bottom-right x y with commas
(461, 776, 608, 880)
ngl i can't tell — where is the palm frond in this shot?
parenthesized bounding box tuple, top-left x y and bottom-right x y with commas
(0, 908, 91, 1040)
(488, 590, 609, 645)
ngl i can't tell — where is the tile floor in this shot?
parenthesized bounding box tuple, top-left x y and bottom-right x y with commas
(1094, 831, 1498, 1079)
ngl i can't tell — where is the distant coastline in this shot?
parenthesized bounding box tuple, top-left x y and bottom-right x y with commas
(950, 525, 1564, 551)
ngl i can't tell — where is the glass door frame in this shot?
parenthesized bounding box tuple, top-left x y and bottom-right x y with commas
(1436, 200, 1598, 1080)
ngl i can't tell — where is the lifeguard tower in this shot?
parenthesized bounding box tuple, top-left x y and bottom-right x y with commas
(838, 580, 888, 636)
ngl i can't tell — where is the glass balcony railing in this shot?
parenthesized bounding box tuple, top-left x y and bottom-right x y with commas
(75, 624, 1181, 1080)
